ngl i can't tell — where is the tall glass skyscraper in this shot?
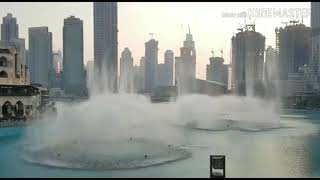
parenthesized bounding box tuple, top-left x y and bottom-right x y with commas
(63, 16, 85, 96)
(144, 39, 158, 93)
(28, 27, 52, 88)
(93, 2, 118, 93)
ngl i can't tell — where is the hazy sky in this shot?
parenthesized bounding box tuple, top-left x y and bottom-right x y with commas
(0, 2, 311, 79)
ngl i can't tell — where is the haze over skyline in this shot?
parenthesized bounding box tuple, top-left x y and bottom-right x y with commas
(0, 2, 310, 79)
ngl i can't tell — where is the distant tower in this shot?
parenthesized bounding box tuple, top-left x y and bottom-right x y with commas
(277, 23, 310, 80)
(119, 47, 134, 93)
(63, 15, 85, 96)
(93, 2, 118, 93)
(144, 39, 158, 93)
(164, 50, 174, 86)
(175, 26, 196, 94)
(53, 50, 63, 74)
(1, 13, 25, 66)
(231, 24, 265, 96)
(28, 27, 53, 88)
(264, 46, 277, 97)
(1, 13, 18, 42)
(139, 57, 145, 92)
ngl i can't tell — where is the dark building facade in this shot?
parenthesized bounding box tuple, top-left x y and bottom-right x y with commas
(206, 56, 228, 85)
(93, 2, 118, 93)
(277, 23, 311, 81)
(231, 24, 265, 96)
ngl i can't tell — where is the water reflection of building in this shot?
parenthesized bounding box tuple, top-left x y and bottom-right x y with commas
(231, 24, 265, 96)
(175, 28, 196, 94)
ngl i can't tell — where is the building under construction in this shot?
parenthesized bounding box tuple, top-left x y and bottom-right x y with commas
(206, 53, 228, 86)
(275, 21, 312, 98)
(276, 21, 311, 80)
(231, 24, 265, 96)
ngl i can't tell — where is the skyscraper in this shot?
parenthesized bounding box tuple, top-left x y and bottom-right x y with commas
(1, 13, 25, 67)
(136, 57, 145, 92)
(265, 46, 276, 83)
(93, 2, 118, 93)
(164, 50, 174, 86)
(28, 27, 53, 88)
(119, 47, 134, 92)
(277, 23, 310, 80)
(206, 54, 228, 85)
(231, 24, 265, 96)
(175, 29, 196, 94)
(264, 46, 277, 97)
(53, 50, 63, 74)
(144, 39, 158, 93)
(1, 13, 18, 42)
(157, 50, 174, 87)
(62, 16, 85, 96)
(157, 63, 167, 87)
(276, 22, 311, 97)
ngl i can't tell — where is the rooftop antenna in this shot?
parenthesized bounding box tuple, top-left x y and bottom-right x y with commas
(211, 48, 214, 58)
(238, 23, 243, 32)
(220, 49, 224, 58)
(188, 24, 191, 34)
(149, 33, 157, 39)
(244, 18, 247, 31)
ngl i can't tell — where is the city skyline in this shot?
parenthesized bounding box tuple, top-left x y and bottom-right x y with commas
(0, 2, 311, 79)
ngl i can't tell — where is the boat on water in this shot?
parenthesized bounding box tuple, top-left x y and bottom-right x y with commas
(0, 43, 56, 128)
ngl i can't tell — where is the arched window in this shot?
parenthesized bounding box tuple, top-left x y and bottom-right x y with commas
(0, 71, 8, 78)
(2, 101, 13, 118)
(0, 56, 7, 67)
(14, 101, 24, 118)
